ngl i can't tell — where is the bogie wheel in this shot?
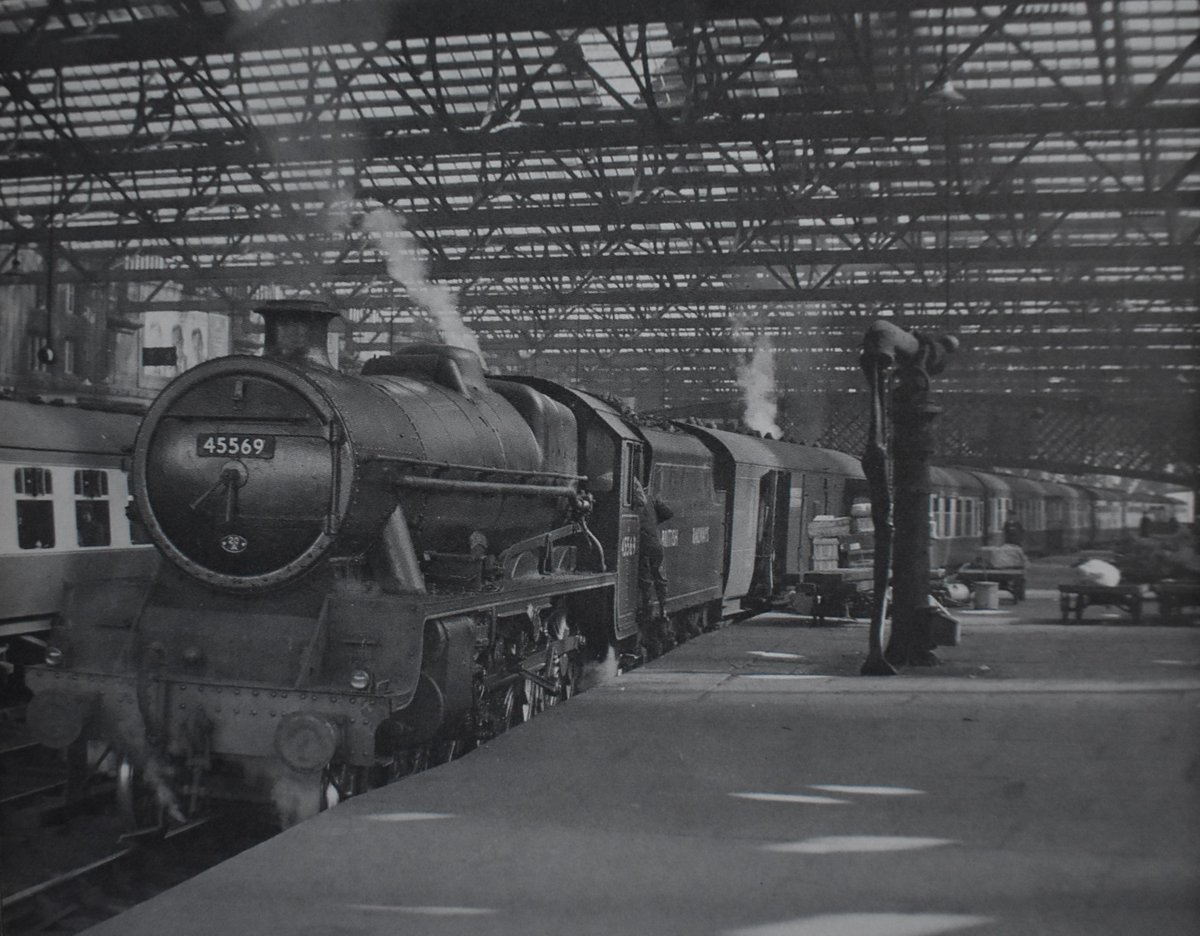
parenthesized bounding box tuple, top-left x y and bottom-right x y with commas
(521, 678, 546, 721)
(495, 682, 523, 735)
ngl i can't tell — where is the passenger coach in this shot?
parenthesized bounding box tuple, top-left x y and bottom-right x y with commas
(0, 399, 158, 683)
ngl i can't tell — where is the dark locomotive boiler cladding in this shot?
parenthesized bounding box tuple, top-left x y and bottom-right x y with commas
(25, 301, 602, 824)
(136, 301, 580, 590)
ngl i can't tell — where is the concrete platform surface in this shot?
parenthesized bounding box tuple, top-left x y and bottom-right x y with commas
(85, 607, 1200, 936)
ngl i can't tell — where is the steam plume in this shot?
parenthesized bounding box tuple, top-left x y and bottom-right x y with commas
(362, 208, 485, 362)
(736, 334, 783, 439)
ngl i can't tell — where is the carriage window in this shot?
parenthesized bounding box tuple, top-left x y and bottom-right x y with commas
(15, 467, 55, 549)
(74, 469, 111, 547)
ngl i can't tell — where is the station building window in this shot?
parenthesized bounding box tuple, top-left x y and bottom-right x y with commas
(26, 335, 51, 373)
(15, 467, 55, 549)
(74, 469, 111, 547)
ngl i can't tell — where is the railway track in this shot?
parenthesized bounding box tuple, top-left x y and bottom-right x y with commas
(1, 845, 137, 935)
(0, 703, 272, 936)
(0, 806, 274, 936)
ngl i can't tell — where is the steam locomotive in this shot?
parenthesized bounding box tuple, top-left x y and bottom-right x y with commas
(27, 301, 837, 824)
(19, 301, 1178, 825)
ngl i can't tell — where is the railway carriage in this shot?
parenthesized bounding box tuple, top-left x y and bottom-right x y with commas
(678, 425, 869, 614)
(1042, 481, 1091, 553)
(0, 399, 158, 690)
(961, 469, 1014, 547)
(928, 467, 986, 570)
(1081, 485, 1129, 548)
(1003, 476, 1050, 554)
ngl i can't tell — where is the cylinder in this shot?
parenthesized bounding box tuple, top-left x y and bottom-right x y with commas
(973, 581, 1000, 611)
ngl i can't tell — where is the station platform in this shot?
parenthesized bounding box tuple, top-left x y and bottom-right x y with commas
(86, 566, 1200, 936)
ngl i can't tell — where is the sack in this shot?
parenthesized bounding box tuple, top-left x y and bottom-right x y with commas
(1076, 559, 1120, 587)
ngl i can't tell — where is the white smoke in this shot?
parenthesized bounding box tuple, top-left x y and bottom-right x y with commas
(270, 772, 325, 828)
(578, 645, 619, 691)
(736, 334, 783, 439)
(143, 753, 187, 824)
(361, 208, 485, 363)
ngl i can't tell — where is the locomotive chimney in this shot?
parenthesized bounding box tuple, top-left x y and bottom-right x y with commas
(255, 300, 340, 367)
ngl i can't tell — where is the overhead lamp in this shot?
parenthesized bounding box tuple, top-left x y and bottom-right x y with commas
(931, 79, 966, 103)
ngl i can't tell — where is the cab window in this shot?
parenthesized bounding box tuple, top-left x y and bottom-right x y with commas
(621, 443, 642, 508)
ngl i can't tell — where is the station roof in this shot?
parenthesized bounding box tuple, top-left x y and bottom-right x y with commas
(0, 1, 1196, 480)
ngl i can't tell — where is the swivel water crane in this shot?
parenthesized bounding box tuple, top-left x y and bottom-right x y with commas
(860, 320, 959, 675)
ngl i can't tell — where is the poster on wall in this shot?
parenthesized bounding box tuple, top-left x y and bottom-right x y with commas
(140, 311, 230, 389)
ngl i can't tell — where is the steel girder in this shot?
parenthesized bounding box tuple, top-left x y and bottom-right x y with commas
(809, 390, 1200, 486)
(0, 0, 1197, 481)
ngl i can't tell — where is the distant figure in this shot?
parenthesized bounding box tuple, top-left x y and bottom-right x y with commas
(1002, 516, 1024, 547)
(632, 477, 672, 624)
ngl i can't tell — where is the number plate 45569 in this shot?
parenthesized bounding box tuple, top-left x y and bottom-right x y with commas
(197, 433, 276, 458)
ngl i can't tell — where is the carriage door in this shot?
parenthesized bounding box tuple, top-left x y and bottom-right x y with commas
(613, 441, 644, 641)
(749, 470, 786, 600)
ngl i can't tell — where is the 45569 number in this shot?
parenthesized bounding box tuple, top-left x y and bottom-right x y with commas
(197, 433, 276, 459)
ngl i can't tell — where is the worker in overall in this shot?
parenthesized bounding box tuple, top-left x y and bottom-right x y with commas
(632, 477, 673, 649)
(1003, 515, 1025, 547)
